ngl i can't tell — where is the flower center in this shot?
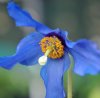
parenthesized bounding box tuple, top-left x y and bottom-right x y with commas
(40, 36, 64, 59)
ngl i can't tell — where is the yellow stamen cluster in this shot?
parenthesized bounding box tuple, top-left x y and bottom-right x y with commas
(40, 36, 64, 59)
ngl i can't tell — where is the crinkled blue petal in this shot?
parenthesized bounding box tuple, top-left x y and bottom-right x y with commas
(40, 51, 70, 98)
(69, 39, 100, 76)
(49, 28, 68, 40)
(66, 39, 76, 48)
(7, 1, 52, 34)
(59, 29, 68, 40)
(0, 32, 43, 69)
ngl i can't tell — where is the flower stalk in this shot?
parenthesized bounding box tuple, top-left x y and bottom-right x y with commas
(67, 64, 73, 98)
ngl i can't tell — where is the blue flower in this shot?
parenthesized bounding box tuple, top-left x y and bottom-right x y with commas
(0, 1, 100, 98)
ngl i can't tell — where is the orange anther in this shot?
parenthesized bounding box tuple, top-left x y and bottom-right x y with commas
(40, 36, 64, 59)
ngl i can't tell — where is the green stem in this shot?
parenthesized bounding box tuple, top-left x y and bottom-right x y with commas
(67, 65, 72, 98)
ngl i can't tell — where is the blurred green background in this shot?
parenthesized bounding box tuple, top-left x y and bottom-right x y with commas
(0, 0, 100, 98)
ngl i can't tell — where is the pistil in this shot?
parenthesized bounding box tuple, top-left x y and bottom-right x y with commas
(38, 49, 51, 66)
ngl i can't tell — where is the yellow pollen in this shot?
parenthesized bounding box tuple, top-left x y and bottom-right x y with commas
(40, 36, 64, 59)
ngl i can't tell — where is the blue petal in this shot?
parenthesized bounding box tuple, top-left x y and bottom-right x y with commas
(69, 39, 100, 76)
(16, 32, 44, 66)
(50, 28, 68, 40)
(40, 51, 70, 98)
(7, 1, 52, 34)
(0, 56, 17, 69)
(59, 29, 68, 40)
(0, 32, 43, 69)
(17, 32, 43, 51)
